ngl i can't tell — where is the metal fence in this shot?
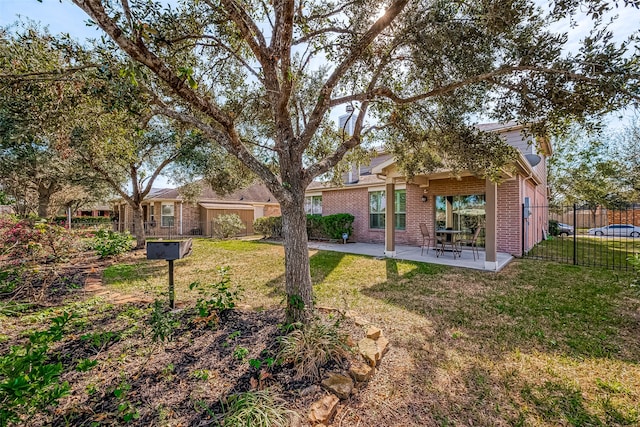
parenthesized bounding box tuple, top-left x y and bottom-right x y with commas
(523, 204, 640, 270)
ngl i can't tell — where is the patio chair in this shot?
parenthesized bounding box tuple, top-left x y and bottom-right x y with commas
(419, 223, 436, 255)
(458, 227, 482, 261)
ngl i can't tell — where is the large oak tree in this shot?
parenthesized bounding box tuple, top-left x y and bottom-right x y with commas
(67, 0, 639, 322)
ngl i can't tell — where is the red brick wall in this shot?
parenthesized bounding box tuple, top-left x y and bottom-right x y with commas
(322, 187, 386, 243)
(497, 178, 522, 256)
(321, 175, 533, 256)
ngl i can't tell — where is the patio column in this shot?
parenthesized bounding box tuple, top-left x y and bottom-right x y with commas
(485, 178, 498, 270)
(384, 182, 396, 257)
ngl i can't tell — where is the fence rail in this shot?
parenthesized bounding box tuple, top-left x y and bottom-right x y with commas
(523, 204, 640, 270)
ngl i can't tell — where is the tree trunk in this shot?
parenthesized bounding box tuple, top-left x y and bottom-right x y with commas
(281, 197, 314, 324)
(131, 203, 146, 249)
(37, 188, 52, 218)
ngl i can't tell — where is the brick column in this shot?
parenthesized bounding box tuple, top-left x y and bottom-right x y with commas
(384, 182, 396, 256)
(485, 178, 497, 270)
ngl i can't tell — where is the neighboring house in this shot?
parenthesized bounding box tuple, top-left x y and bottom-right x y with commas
(73, 204, 113, 218)
(305, 123, 550, 269)
(114, 181, 281, 237)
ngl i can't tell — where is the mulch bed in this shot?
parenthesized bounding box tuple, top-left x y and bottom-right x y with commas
(1, 251, 365, 426)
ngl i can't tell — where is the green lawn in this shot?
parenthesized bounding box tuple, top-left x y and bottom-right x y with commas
(99, 239, 640, 426)
(526, 235, 640, 269)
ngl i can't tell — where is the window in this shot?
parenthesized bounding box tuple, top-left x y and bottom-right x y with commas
(435, 194, 486, 246)
(304, 195, 323, 214)
(161, 202, 174, 227)
(369, 190, 406, 230)
(369, 191, 385, 229)
(149, 205, 155, 221)
(394, 190, 406, 230)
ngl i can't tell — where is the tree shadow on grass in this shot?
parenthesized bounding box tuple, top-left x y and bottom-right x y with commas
(263, 249, 347, 300)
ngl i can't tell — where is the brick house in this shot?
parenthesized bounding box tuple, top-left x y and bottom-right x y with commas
(305, 123, 550, 270)
(114, 181, 281, 237)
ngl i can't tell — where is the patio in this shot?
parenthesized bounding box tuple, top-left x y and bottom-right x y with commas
(307, 241, 513, 271)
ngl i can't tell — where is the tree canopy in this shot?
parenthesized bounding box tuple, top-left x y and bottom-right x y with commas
(25, 0, 640, 321)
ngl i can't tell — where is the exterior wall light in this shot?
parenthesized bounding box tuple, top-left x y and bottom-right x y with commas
(421, 194, 428, 202)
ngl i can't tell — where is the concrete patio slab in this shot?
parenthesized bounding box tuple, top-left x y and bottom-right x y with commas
(307, 241, 513, 272)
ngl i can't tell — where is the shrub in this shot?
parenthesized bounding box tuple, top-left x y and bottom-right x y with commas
(277, 319, 350, 381)
(0, 312, 73, 425)
(189, 266, 242, 325)
(306, 214, 324, 239)
(254, 214, 354, 241)
(150, 299, 180, 343)
(91, 229, 134, 258)
(52, 216, 113, 226)
(213, 214, 246, 239)
(253, 216, 282, 239)
(221, 389, 297, 427)
(321, 213, 354, 240)
(548, 219, 559, 236)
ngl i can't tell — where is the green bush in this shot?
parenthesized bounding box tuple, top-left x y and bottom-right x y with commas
(548, 220, 559, 236)
(150, 299, 180, 343)
(91, 229, 134, 258)
(253, 216, 282, 238)
(189, 266, 243, 324)
(254, 214, 354, 241)
(213, 214, 246, 239)
(306, 214, 324, 239)
(0, 312, 73, 426)
(321, 213, 354, 240)
(52, 216, 113, 225)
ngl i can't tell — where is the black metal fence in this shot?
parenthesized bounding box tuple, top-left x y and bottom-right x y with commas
(523, 204, 640, 270)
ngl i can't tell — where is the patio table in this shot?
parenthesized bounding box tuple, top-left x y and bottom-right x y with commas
(435, 229, 463, 259)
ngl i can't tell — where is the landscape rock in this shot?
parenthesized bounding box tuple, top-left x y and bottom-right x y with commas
(308, 394, 339, 424)
(349, 361, 374, 382)
(376, 335, 390, 356)
(358, 337, 380, 366)
(321, 373, 354, 400)
(353, 317, 369, 327)
(366, 326, 382, 340)
(300, 384, 321, 397)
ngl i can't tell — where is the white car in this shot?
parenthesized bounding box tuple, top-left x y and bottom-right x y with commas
(587, 224, 640, 237)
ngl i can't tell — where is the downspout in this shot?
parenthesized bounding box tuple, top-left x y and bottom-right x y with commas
(180, 201, 183, 236)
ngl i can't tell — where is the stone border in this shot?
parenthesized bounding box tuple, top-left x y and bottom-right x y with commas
(308, 306, 391, 425)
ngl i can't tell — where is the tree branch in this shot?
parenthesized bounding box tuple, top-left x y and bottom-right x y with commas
(299, 0, 409, 148)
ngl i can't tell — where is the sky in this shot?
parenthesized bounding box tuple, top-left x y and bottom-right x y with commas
(1, 0, 639, 184)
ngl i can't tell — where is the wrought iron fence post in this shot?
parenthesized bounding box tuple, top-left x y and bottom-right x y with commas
(573, 203, 578, 266)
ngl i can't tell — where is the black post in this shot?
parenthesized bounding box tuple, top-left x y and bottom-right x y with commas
(573, 203, 578, 266)
(168, 259, 175, 309)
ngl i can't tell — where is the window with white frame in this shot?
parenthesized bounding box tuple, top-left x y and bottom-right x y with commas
(369, 191, 385, 229)
(394, 190, 406, 230)
(161, 202, 174, 227)
(304, 195, 322, 215)
(369, 190, 406, 230)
